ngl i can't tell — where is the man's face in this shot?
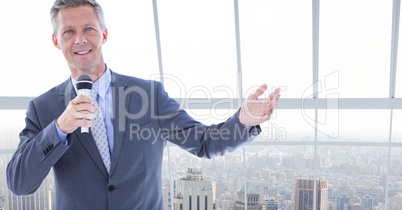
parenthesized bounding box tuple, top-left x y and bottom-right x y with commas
(52, 5, 107, 76)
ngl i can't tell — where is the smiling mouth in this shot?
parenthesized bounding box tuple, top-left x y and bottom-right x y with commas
(74, 50, 92, 55)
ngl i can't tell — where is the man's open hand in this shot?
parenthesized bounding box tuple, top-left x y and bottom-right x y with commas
(239, 84, 281, 126)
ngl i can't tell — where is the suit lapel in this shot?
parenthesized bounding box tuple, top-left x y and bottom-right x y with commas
(110, 72, 130, 175)
(58, 78, 109, 177)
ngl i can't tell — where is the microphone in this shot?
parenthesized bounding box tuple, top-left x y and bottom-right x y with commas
(76, 75, 93, 133)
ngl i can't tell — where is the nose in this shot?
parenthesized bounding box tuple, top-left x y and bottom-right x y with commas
(75, 32, 87, 44)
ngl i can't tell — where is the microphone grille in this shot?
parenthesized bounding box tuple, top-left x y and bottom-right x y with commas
(76, 75, 93, 90)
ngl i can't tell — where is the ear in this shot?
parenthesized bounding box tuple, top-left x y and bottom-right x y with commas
(52, 34, 61, 50)
(102, 28, 108, 44)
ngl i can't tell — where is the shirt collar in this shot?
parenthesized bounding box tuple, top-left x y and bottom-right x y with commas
(71, 66, 112, 100)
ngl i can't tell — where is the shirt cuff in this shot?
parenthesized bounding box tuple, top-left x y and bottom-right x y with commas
(54, 121, 68, 144)
(242, 125, 261, 135)
(249, 125, 262, 136)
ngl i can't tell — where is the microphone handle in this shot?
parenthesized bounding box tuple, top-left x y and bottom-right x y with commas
(77, 89, 92, 133)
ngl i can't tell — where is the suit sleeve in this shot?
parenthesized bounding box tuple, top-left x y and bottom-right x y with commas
(6, 100, 71, 195)
(155, 82, 261, 159)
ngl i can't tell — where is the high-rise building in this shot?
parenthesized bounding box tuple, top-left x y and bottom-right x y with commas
(234, 182, 262, 210)
(171, 168, 214, 210)
(337, 195, 350, 210)
(264, 186, 278, 199)
(389, 193, 402, 210)
(295, 178, 328, 210)
(266, 198, 279, 210)
(1, 154, 55, 210)
(5, 174, 55, 210)
(361, 195, 373, 210)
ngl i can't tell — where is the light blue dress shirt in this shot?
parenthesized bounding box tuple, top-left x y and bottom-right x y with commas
(55, 69, 114, 155)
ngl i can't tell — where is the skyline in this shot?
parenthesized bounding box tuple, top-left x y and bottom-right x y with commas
(2, 144, 402, 209)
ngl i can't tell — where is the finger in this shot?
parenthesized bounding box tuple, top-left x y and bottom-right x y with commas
(248, 84, 268, 100)
(264, 90, 280, 112)
(67, 103, 95, 120)
(72, 94, 93, 105)
(265, 101, 272, 117)
(274, 87, 281, 94)
(77, 118, 93, 127)
(69, 109, 95, 121)
(267, 97, 279, 116)
(266, 87, 280, 101)
(261, 100, 270, 115)
(263, 92, 279, 115)
(69, 100, 96, 113)
(255, 112, 271, 124)
(74, 103, 96, 114)
(261, 114, 270, 122)
(268, 104, 276, 117)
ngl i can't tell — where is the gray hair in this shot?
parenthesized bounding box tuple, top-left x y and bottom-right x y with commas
(50, 0, 106, 34)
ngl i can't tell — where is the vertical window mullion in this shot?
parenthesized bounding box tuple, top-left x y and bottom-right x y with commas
(312, 1, 320, 210)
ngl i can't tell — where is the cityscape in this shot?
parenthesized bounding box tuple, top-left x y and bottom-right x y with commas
(160, 145, 402, 210)
(1, 125, 402, 210)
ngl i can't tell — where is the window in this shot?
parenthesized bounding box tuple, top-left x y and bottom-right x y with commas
(320, 0, 392, 98)
(240, 0, 312, 98)
(1, 1, 401, 210)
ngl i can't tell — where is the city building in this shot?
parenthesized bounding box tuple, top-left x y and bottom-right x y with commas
(266, 198, 279, 210)
(361, 195, 373, 210)
(295, 178, 328, 210)
(389, 193, 402, 210)
(234, 182, 262, 210)
(171, 168, 214, 210)
(4, 173, 55, 210)
(337, 195, 350, 210)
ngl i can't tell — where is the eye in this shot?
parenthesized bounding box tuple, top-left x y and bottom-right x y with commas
(63, 29, 73, 35)
(85, 27, 95, 32)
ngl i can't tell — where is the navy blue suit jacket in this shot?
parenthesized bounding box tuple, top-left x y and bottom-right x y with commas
(7, 71, 260, 210)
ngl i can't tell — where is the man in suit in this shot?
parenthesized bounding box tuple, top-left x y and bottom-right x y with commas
(6, 0, 281, 209)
